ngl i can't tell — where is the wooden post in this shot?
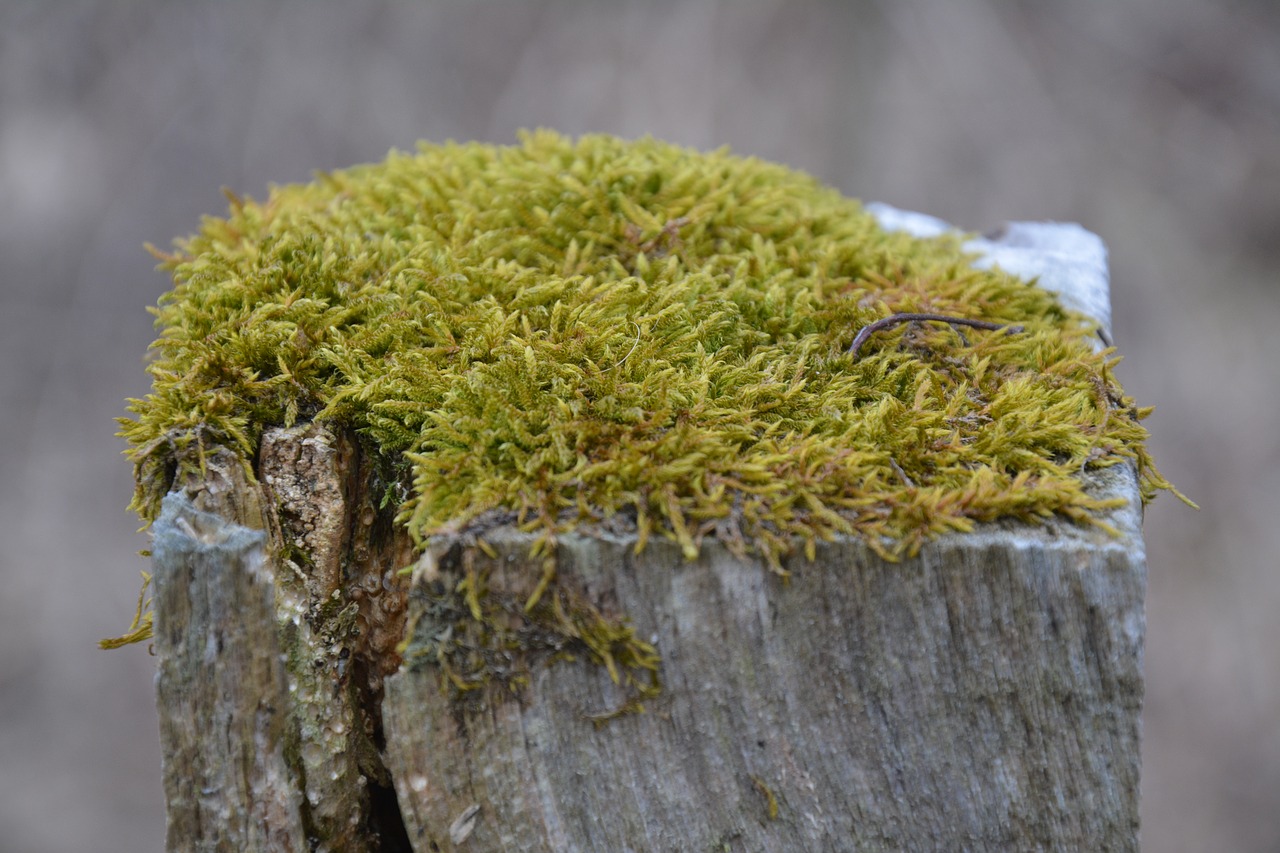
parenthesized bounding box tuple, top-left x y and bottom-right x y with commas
(149, 212, 1146, 851)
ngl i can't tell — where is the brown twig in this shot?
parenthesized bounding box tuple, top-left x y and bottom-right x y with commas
(888, 457, 916, 489)
(642, 216, 690, 252)
(848, 313, 1024, 357)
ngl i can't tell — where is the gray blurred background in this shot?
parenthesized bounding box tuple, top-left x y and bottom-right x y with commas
(1, 1, 1275, 850)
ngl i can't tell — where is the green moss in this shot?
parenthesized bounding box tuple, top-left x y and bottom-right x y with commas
(114, 130, 1180, 654)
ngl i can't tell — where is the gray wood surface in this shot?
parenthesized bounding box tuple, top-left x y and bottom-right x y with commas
(151, 489, 309, 853)
(152, 443, 1146, 851)
(151, 433, 412, 852)
(382, 464, 1145, 852)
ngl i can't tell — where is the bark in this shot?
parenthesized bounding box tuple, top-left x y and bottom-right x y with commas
(151, 428, 414, 852)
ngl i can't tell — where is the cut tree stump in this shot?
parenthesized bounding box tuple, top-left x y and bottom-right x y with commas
(148, 209, 1146, 852)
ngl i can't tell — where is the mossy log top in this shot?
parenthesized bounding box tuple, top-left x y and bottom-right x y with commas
(120, 132, 1176, 583)
(118, 133, 1177, 851)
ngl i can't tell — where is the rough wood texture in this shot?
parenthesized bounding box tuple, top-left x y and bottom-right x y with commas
(381, 464, 1145, 852)
(152, 491, 309, 853)
(152, 430, 414, 852)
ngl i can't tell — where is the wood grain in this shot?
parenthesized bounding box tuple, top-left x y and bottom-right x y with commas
(382, 464, 1145, 852)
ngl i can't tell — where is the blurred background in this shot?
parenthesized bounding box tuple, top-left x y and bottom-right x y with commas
(1, 1, 1275, 849)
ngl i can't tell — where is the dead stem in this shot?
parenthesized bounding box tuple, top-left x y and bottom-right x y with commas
(888, 457, 916, 488)
(848, 313, 1024, 357)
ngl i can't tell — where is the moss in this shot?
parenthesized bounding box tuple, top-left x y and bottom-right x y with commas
(113, 130, 1180, 657)
(399, 543, 660, 720)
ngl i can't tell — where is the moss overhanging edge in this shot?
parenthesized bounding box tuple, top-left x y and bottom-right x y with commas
(107, 131, 1186, 655)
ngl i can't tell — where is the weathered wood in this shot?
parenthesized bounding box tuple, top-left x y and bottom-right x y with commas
(152, 430, 414, 852)
(152, 491, 309, 853)
(381, 464, 1145, 852)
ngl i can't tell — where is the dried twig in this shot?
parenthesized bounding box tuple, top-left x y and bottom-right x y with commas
(639, 216, 690, 255)
(848, 313, 1024, 357)
(888, 457, 916, 489)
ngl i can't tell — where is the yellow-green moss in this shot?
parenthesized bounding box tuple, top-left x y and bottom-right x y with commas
(116, 131, 1178, 652)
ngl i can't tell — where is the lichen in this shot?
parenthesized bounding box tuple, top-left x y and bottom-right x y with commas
(112, 130, 1181, 653)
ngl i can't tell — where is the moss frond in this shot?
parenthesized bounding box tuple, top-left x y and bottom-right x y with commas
(99, 571, 154, 649)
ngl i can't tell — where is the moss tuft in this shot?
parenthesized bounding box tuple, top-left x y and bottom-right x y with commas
(113, 131, 1180, 652)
